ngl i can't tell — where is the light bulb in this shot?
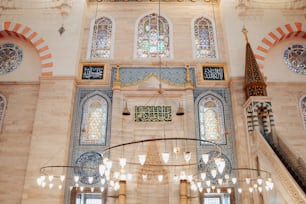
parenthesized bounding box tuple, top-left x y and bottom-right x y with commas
(227, 188, 232, 194)
(60, 175, 65, 182)
(257, 178, 263, 185)
(91, 187, 94, 192)
(158, 175, 163, 182)
(231, 177, 237, 184)
(249, 187, 253, 193)
(210, 169, 217, 178)
(217, 188, 221, 194)
(101, 178, 106, 185)
(114, 171, 120, 179)
(100, 187, 105, 192)
(80, 186, 84, 192)
(74, 176, 79, 183)
(161, 152, 170, 163)
(48, 175, 54, 182)
(258, 186, 263, 192)
(99, 164, 106, 176)
(215, 157, 226, 174)
(201, 172, 206, 181)
(206, 180, 211, 186)
(245, 177, 251, 184)
(218, 178, 223, 185)
(106, 160, 112, 169)
(88, 176, 93, 184)
(58, 184, 62, 190)
(206, 188, 211, 193)
(202, 153, 209, 164)
(184, 151, 191, 162)
(49, 183, 53, 189)
(138, 154, 146, 165)
(238, 188, 242, 194)
(119, 158, 127, 168)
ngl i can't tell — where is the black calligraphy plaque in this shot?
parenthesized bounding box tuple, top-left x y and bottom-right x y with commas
(203, 66, 225, 81)
(81, 64, 104, 80)
(135, 106, 172, 122)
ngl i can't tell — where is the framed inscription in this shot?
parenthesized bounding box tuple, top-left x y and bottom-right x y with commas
(80, 63, 104, 80)
(202, 64, 227, 81)
(135, 106, 172, 122)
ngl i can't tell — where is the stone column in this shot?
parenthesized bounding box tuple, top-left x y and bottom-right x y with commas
(118, 180, 126, 204)
(180, 179, 188, 204)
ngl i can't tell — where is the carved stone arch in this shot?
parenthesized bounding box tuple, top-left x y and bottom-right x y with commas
(299, 94, 306, 136)
(0, 93, 7, 132)
(0, 21, 54, 76)
(255, 22, 306, 68)
(194, 91, 227, 143)
(79, 90, 112, 147)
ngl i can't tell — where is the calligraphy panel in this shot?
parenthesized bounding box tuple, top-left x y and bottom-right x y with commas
(80, 63, 104, 80)
(135, 106, 172, 122)
(201, 64, 227, 81)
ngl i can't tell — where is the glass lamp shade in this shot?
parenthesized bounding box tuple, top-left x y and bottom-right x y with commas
(88, 176, 94, 184)
(210, 169, 217, 178)
(184, 151, 192, 162)
(200, 172, 206, 181)
(74, 175, 80, 183)
(214, 157, 226, 174)
(106, 160, 113, 169)
(119, 158, 127, 168)
(60, 175, 65, 182)
(158, 175, 163, 182)
(138, 154, 146, 165)
(202, 153, 210, 164)
(161, 152, 170, 163)
(231, 177, 237, 184)
(99, 164, 106, 176)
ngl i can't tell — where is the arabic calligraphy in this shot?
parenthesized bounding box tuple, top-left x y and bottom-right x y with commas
(82, 65, 104, 80)
(203, 66, 225, 81)
(135, 106, 172, 122)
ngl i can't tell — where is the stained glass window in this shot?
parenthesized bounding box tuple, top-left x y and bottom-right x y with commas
(80, 95, 108, 145)
(0, 94, 7, 132)
(199, 95, 225, 144)
(283, 44, 306, 75)
(136, 13, 170, 58)
(194, 17, 216, 59)
(0, 43, 23, 74)
(89, 17, 113, 59)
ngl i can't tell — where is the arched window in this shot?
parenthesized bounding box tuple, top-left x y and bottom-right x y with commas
(88, 16, 113, 59)
(198, 95, 225, 144)
(136, 13, 170, 58)
(300, 95, 306, 135)
(80, 95, 108, 145)
(0, 94, 7, 132)
(193, 17, 216, 59)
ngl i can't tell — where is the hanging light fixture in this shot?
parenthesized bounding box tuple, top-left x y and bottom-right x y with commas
(122, 101, 131, 115)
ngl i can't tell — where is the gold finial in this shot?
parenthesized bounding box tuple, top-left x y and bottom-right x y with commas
(242, 26, 249, 43)
(185, 64, 191, 82)
(115, 64, 120, 81)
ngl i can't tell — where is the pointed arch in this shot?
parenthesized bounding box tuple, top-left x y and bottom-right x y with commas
(192, 16, 217, 59)
(79, 91, 111, 146)
(135, 12, 172, 59)
(195, 91, 226, 144)
(299, 95, 306, 136)
(0, 93, 7, 132)
(87, 15, 115, 60)
(0, 21, 54, 76)
(255, 22, 306, 68)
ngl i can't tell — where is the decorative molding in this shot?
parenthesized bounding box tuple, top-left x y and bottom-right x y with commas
(0, 21, 54, 76)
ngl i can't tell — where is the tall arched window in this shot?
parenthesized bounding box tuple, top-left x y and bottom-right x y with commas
(136, 13, 170, 58)
(300, 95, 306, 135)
(198, 94, 225, 144)
(88, 16, 113, 59)
(0, 94, 7, 132)
(193, 17, 216, 59)
(80, 95, 108, 145)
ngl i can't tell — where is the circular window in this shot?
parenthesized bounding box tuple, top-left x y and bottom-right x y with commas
(283, 44, 306, 75)
(0, 43, 23, 75)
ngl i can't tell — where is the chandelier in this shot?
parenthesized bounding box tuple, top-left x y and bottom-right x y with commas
(36, 136, 274, 196)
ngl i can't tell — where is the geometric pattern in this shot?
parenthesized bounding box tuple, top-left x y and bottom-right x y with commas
(255, 22, 306, 69)
(0, 21, 53, 76)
